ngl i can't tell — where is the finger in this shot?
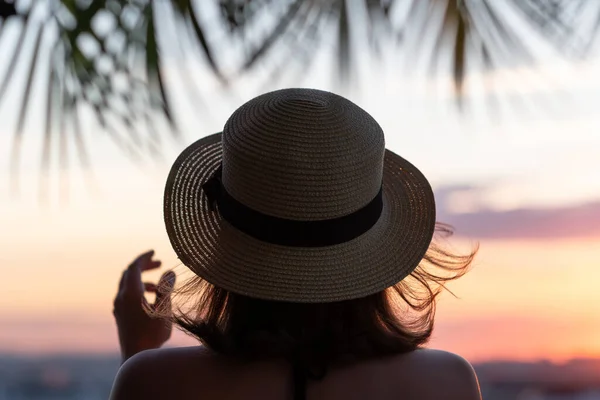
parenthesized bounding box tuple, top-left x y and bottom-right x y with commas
(131, 252, 162, 274)
(155, 271, 176, 308)
(123, 268, 142, 295)
(124, 251, 153, 293)
(118, 270, 128, 292)
(144, 282, 157, 292)
(143, 260, 162, 272)
(124, 252, 152, 295)
(128, 250, 154, 270)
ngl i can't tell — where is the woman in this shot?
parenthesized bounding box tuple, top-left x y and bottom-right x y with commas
(111, 89, 481, 399)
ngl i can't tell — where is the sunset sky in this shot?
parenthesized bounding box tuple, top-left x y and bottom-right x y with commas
(1, 36, 599, 363)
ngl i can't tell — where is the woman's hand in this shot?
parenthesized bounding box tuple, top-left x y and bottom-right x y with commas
(113, 250, 176, 363)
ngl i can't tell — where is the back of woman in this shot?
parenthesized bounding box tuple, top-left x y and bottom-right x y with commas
(110, 88, 481, 400)
(113, 347, 479, 399)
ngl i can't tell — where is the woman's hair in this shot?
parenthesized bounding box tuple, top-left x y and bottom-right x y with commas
(157, 223, 477, 371)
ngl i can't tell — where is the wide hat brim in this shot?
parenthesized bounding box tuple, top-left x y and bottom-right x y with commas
(164, 133, 436, 303)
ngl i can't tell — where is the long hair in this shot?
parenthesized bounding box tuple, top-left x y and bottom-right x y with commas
(157, 223, 477, 371)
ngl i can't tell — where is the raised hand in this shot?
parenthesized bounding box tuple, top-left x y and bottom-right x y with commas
(113, 250, 176, 363)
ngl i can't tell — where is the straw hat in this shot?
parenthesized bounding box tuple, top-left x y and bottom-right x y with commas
(164, 88, 436, 303)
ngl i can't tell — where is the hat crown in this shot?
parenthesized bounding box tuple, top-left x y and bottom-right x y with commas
(221, 88, 385, 221)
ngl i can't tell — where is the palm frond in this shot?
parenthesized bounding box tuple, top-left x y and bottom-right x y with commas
(0, 1, 16, 19)
(1, 0, 598, 200)
(172, 0, 227, 83)
(0, 0, 225, 198)
(221, 0, 587, 100)
(337, 0, 350, 83)
(510, 0, 576, 51)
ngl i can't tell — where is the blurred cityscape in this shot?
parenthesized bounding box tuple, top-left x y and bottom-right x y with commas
(0, 354, 599, 399)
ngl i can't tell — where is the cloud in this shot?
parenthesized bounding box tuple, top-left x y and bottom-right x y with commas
(435, 185, 600, 239)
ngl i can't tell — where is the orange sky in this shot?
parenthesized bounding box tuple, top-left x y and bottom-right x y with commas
(1, 176, 599, 362)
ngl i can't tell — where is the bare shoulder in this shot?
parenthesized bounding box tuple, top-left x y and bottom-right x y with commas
(110, 346, 216, 400)
(388, 349, 481, 400)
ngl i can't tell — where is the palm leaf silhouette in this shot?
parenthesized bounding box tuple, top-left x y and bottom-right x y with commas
(0, 0, 592, 198)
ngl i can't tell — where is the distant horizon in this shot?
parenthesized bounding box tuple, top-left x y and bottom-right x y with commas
(2, 350, 600, 367)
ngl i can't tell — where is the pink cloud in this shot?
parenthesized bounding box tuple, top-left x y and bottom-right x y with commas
(435, 185, 600, 239)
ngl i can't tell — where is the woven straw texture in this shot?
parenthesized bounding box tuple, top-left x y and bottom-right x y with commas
(164, 89, 436, 302)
